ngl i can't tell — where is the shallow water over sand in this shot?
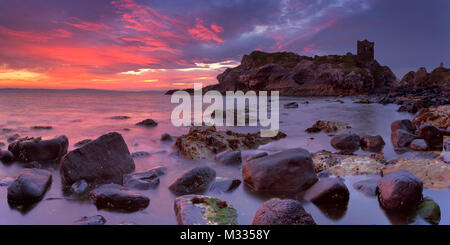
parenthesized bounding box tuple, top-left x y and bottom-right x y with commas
(0, 90, 448, 225)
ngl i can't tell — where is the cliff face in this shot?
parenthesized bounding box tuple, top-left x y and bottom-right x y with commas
(399, 66, 450, 89)
(211, 50, 398, 96)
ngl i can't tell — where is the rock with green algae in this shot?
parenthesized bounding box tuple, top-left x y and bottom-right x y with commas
(417, 197, 441, 225)
(174, 195, 238, 225)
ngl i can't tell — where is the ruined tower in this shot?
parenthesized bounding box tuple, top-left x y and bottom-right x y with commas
(357, 40, 374, 61)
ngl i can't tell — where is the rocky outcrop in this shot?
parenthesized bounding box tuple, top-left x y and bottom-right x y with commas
(8, 136, 68, 163)
(412, 105, 449, 130)
(174, 195, 238, 225)
(175, 126, 286, 160)
(89, 184, 149, 212)
(168, 167, 216, 196)
(242, 148, 317, 194)
(399, 66, 450, 89)
(60, 132, 135, 186)
(377, 170, 423, 211)
(7, 168, 52, 205)
(203, 51, 397, 96)
(252, 199, 316, 225)
(312, 151, 385, 176)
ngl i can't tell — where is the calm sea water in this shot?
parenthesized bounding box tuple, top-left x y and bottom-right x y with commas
(0, 90, 448, 225)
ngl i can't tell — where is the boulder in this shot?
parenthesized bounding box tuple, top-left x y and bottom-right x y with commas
(89, 184, 149, 212)
(0, 150, 15, 163)
(252, 199, 316, 225)
(7, 168, 52, 205)
(71, 179, 88, 196)
(30, 126, 53, 130)
(136, 119, 157, 127)
(391, 119, 415, 133)
(382, 158, 450, 190)
(305, 120, 350, 133)
(303, 178, 349, 204)
(208, 178, 241, 193)
(215, 149, 242, 165)
(352, 177, 380, 197)
(391, 129, 416, 148)
(245, 152, 268, 162)
(71, 215, 106, 225)
(123, 166, 167, 190)
(377, 170, 423, 210)
(60, 132, 135, 186)
(242, 148, 317, 193)
(175, 126, 286, 160)
(174, 195, 238, 225)
(108, 116, 130, 120)
(160, 133, 172, 141)
(410, 139, 428, 151)
(8, 136, 68, 163)
(417, 124, 443, 148)
(168, 167, 216, 196)
(330, 134, 360, 152)
(74, 139, 92, 147)
(360, 135, 385, 152)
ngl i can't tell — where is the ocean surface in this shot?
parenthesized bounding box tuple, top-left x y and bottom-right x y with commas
(0, 90, 448, 225)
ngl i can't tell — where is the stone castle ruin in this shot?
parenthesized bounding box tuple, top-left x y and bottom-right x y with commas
(357, 40, 374, 61)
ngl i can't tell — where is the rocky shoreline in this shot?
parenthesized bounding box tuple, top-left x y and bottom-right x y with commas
(0, 102, 448, 225)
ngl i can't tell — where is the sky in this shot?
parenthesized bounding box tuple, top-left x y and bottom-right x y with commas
(0, 0, 448, 90)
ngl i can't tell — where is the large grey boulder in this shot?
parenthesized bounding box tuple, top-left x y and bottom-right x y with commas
(377, 170, 423, 211)
(242, 148, 317, 193)
(8, 136, 68, 163)
(169, 167, 216, 196)
(7, 168, 52, 205)
(60, 132, 135, 186)
(252, 199, 316, 225)
(304, 178, 349, 204)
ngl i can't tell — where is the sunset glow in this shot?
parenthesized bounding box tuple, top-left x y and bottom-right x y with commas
(0, 0, 448, 90)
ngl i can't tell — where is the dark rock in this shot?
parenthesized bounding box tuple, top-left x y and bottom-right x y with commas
(352, 177, 380, 197)
(360, 135, 385, 152)
(417, 124, 443, 149)
(89, 184, 149, 212)
(0, 142, 5, 148)
(71, 179, 88, 196)
(174, 195, 238, 225)
(252, 199, 316, 225)
(71, 215, 106, 225)
(208, 178, 241, 193)
(123, 166, 167, 190)
(391, 129, 416, 148)
(242, 148, 317, 193)
(108, 116, 131, 120)
(215, 149, 242, 165)
(377, 170, 423, 210)
(21, 161, 42, 169)
(131, 151, 151, 158)
(7, 168, 52, 205)
(304, 178, 350, 204)
(160, 133, 172, 141)
(30, 126, 53, 130)
(169, 167, 216, 196)
(330, 134, 360, 152)
(410, 139, 428, 151)
(136, 119, 157, 127)
(284, 102, 299, 109)
(8, 135, 68, 163)
(0, 176, 15, 187)
(61, 132, 135, 186)
(7, 134, 20, 143)
(0, 150, 15, 163)
(417, 197, 441, 225)
(74, 139, 92, 147)
(391, 119, 414, 133)
(245, 152, 268, 162)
